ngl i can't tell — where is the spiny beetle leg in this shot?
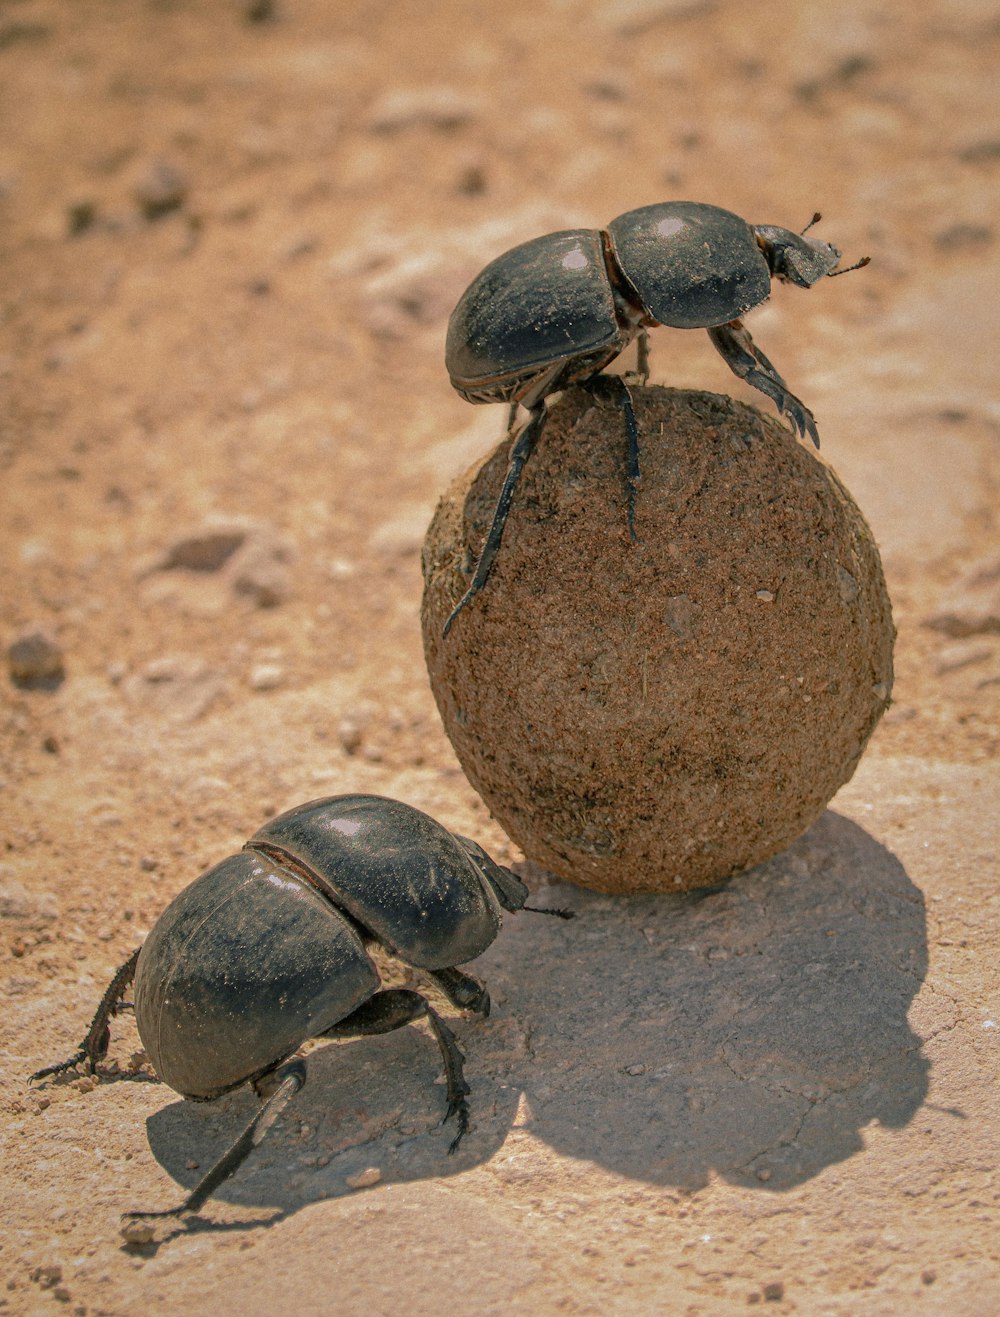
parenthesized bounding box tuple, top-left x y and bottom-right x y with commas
(120, 1058, 306, 1234)
(707, 319, 820, 448)
(30, 948, 141, 1083)
(443, 401, 548, 636)
(430, 965, 491, 1017)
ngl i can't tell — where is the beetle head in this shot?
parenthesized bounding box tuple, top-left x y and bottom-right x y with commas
(753, 224, 845, 287)
(754, 215, 871, 286)
(455, 835, 529, 912)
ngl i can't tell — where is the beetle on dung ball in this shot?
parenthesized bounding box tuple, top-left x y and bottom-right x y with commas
(30, 794, 569, 1232)
(443, 200, 869, 631)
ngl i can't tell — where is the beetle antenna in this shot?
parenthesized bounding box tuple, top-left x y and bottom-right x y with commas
(523, 904, 575, 920)
(801, 212, 822, 234)
(828, 255, 871, 277)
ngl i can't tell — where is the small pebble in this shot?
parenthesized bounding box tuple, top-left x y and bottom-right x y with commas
(134, 159, 188, 221)
(762, 1280, 785, 1301)
(158, 528, 245, 572)
(120, 1219, 155, 1246)
(368, 87, 477, 134)
(249, 663, 285, 691)
(7, 631, 65, 690)
(337, 718, 365, 754)
(345, 1166, 382, 1190)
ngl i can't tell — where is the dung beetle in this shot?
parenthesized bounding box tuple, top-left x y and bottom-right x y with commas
(443, 200, 869, 631)
(30, 793, 568, 1230)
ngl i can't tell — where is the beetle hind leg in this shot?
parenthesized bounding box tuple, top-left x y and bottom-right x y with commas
(30, 947, 141, 1083)
(707, 319, 820, 447)
(120, 1057, 307, 1237)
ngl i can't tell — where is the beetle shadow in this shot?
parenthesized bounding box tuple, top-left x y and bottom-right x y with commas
(142, 809, 928, 1214)
(141, 999, 523, 1216)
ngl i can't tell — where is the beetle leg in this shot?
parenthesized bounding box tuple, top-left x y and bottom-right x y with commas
(636, 327, 650, 384)
(442, 401, 548, 636)
(707, 319, 820, 447)
(120, 1057, 307, 1233)
(30, 948, 141, 1083)
(429, 966, 491, 1017)
(322, 989, 472, 1152)
(584, 374, 641, 543)
(619, 376, 640, 544)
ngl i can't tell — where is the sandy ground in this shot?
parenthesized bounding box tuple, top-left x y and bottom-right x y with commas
(1, 1, 998, 1313)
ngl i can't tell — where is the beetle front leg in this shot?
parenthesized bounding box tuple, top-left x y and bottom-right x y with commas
(322, 989, 472, 1151)
(443, 401, 548, 636)
(430, 965, 491, 1016)
(120, 1057, 307, 1236)
(707, 319, 820, 447)
(30, 948, 141, 1083)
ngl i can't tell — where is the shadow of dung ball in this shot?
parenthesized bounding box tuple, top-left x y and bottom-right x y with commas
(422, 386, 894, 894)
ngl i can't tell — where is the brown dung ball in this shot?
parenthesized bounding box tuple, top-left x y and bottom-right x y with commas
(422, 386, 894, 894)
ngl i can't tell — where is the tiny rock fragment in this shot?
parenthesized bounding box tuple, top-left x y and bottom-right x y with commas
(125, 654, 225, 722)
(933, 640, 993, 676)
(762, 1281, 785, 1301)
(245, 0, 276, 21)
(66, 198, 97, 237)
(134, 159, 188, 221)
(31, 1266, 62, 1290)
(7, 631, 65, 690)
(368, 87, 477, 134)
(0, 876, 59, 924)
(229, 526, 293, 607)
(925, 554, 1000, 637)
(345, 1166, 382, 1190)
(337, 718, 364, 754)
(158, 527, 247, 572)
(249, 663, 285, 691)
(120, 1219, 155, 1246)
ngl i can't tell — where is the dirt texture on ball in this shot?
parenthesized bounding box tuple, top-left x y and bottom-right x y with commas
(422, 386, 894, 893)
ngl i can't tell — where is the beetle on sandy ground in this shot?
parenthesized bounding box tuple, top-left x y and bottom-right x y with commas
(443, 200, 870, 632)
(30, 794, 569, 1232)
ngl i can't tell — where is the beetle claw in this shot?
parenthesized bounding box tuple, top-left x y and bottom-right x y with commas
(444, 1092, 471, 1153)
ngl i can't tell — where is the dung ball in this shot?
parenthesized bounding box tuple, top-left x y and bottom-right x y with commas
(422, 386, 894, 894)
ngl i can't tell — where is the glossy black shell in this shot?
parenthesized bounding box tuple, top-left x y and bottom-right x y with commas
(133, 850, 377, 1099)
(445, 228, 627, 400)
(133, 794, 526, 1100)
(250, 794, 523, 970)
(445, 202, 774, 399)
(607, 201, 771, 329)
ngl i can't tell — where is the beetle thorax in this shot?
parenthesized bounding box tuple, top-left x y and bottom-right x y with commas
(601, 230, 658, 332)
